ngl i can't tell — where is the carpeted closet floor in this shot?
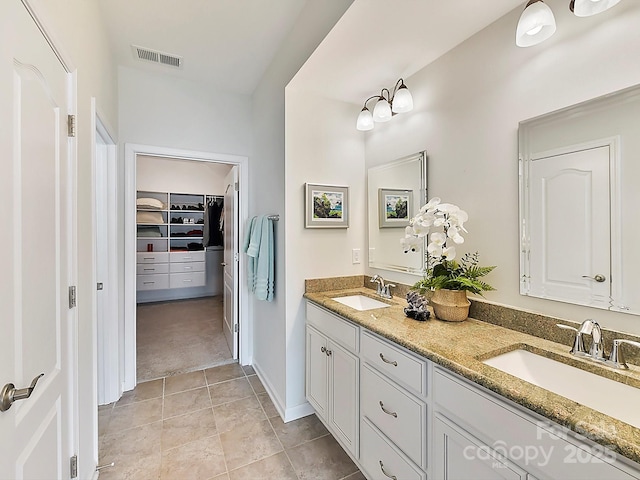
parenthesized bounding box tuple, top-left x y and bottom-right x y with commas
(137, 296, 233, 382)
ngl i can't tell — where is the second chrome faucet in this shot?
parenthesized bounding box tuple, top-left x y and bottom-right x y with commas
(370, 274, 395, 299)
(557, 319, 640, 369)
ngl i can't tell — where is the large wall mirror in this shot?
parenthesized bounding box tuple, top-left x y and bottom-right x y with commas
(519, 84, 640, 315)
(368, 151, 427, 275)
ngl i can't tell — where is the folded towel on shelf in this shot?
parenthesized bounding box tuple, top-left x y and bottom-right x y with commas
(137, 211, 164, 224)
(244, 215, 275, 301)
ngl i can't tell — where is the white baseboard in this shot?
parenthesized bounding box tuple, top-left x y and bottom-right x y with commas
(252, 362, 314, 423)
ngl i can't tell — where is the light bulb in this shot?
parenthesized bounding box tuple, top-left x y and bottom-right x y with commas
(392, 84, 413, 113)
(356, 107, 374, 131)
(373, 97, 392, 122)
(516, 0, 556, 47)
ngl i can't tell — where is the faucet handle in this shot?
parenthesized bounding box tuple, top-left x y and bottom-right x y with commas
(556, 324, 587, 356)
(607, 339, 640, 369)
(382, 283, 396, 299)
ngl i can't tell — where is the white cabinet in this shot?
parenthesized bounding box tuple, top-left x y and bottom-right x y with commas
(433, 367, 639, 480)
(305, 303, 359, 457)
(433, 413, 526, 480)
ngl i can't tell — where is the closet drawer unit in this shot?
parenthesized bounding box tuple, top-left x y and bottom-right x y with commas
(169, 271, 206, 289)
(361, 331, 427, 395)
(306, 302, 358, 352)
(137, 263, 169, 275)
(136, 274, 169, 290)
(361, 364, 427, 469)
(137, 252, 169, 264)
(169, 261, 205, 273)
(169, 251, 205, 263)
(360, 418, 425, 480)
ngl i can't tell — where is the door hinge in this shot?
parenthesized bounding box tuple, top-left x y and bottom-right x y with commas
(234, 181, 239, 192)
(70, 455, 78, 478)
(234, 324, 238, 333)
(68, 286, 77, 308)
(67, 114, 76, 137)
(234, 252, 239, 262)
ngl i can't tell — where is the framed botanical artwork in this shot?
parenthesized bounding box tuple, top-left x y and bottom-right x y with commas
(379, 188, 413, 228)
(305, 183, 349, 228)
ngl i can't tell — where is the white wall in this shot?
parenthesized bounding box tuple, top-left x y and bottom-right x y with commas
(284, 88, 366, 413)
(24, 0, 119, 477)
(137, 155, 231, 194)
(119, 67, 251, 156)
(250, 0, 354, 419)
(364, 0, 640, 334)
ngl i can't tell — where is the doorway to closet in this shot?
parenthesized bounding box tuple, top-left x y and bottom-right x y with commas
(135, 155, 232, 381)
(116, 144, 249, 397)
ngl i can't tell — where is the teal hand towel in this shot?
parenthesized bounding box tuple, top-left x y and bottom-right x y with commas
(243, 216, 259, 292)
(255, 216, 274, 301)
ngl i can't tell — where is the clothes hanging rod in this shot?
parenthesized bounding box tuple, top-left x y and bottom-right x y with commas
(267, 215, 279, 221)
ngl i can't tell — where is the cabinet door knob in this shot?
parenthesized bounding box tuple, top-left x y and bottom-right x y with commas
(379, 461, 397, 480)
(321, 346, 326, 353)
(379, 401, 398, 418)
(379, 353, 397, 366)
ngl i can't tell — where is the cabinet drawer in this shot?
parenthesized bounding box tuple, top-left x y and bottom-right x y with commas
(306, 302, 358, 352)
(169, 271, 205, 288)
(136, 263, 169, 275)
(362, 365, 427, 469)
(137, 252, 169, 264)
(170, 261, 205, 273)
(136, 273, 169, 290)
(169, 251, 205, 263)
(360, 418, 425, 480)
(434, 368, 637, 479)
(361, 331, 427, 395)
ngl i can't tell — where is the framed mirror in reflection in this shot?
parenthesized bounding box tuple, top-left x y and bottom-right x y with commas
(368, 151, 427, 275)
(519, 84, 640, 315)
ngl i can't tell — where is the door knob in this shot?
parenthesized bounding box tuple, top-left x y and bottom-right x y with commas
(221, 262, 227, 266)
(1, 373, 44, 412)
(582, 274, 606, 283)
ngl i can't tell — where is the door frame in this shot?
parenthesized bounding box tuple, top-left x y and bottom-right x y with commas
(93, 100, 120, 405)
(123, 143, 249, 390)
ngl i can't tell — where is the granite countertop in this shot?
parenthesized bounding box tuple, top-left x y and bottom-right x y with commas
(304, 286, 640, 466)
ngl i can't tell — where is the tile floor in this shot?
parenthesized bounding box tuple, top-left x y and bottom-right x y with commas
(99, 363, 365, 480)
(136, 296, 233, 381)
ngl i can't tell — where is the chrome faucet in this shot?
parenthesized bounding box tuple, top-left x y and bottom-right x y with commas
(579, 319, 606, 361)
(557, 319, 640, 368)
(370, 275, 395, 299)
(606, 339, 640, 369)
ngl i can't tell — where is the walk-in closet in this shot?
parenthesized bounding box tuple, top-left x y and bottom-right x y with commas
(135, 155, 234, 381)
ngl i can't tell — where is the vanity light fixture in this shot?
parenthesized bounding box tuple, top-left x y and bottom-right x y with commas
(570, 0, 621, 17)
(356, 78, 413, 131)
(515, 0, 557, 47)
(516, 0, 622, 47)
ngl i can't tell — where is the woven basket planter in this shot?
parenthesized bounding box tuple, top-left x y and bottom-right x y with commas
(431, 289, 470, 322)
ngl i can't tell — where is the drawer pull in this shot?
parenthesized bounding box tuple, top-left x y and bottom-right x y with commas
(379, 353, 398, 366)
(379, 401, 398, 418)
(143, 268, 155, 271)
(379, 461, 397, 480)
(143, 257, 154, 260)
(143, 282, 155, 285)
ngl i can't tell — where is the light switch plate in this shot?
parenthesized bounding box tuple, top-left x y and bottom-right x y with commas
(352, 248, 361, 264)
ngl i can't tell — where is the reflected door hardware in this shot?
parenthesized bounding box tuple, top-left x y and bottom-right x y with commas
(1, 373, 44, 412)
(97, 283, 104, 290)
(582, 274, 606, 282)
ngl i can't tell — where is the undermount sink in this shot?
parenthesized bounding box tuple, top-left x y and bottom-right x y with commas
(483, 348, 640, 428)
(331, 295, 390, 311)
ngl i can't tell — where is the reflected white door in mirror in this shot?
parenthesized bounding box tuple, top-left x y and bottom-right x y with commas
(519, 83, 640, 315)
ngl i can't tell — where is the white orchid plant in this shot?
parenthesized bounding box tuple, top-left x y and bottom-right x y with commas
(401, 197, 495, 295)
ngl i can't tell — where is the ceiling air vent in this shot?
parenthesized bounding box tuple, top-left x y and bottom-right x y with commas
(131, 45, 183, 69)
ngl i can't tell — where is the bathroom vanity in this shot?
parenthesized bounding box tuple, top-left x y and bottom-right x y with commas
(305, 282, 640, 480)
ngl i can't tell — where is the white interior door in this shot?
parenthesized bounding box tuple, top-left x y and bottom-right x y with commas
(0, 1, 75, 478)
(222, 167, 239, 359)
(529, 146, 611, 307)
